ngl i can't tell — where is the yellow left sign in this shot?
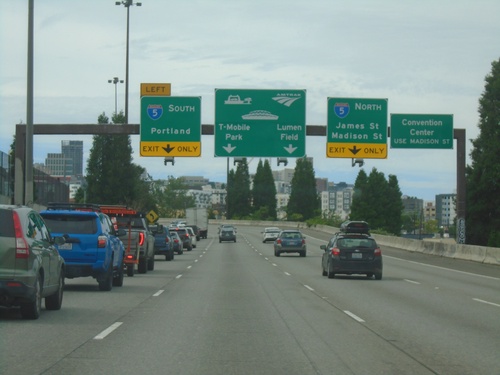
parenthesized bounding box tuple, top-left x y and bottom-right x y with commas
(140, 142, 201, 157)
(140, 83, 171, 97)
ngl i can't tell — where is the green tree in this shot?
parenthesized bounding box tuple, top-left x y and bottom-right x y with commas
(232, 158, 252, 218)
(85, 112, 154, 210)
(252, 159, 277, 220)
(466, 58, 500, 246)
(150, 176, 195, 217)
(350, 168, 402, 235)
(226, 169, 236, 219)
(286, 157, 320, 221)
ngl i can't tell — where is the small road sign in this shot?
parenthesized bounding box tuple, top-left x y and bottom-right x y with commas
(390, 114, 453, 149)
(214, 89, 306, 157)
(327, 97, 388, 159)
(140, 96, 201, 157)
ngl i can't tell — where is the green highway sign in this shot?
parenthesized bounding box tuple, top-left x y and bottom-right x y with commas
(140, 96, 201, 157)
(390, 114, 453, 149)
(214, 89, 306, 157)
(327, 97, 388, 159)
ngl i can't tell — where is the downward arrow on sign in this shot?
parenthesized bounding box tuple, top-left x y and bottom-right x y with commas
(162, 144, 175, 153)
(349, 145, 361, 155)
(284, 144, 297, 154)
(223, 144, 236, 153)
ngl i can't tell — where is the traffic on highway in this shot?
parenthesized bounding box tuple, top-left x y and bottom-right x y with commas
(1, 223, 499, 375)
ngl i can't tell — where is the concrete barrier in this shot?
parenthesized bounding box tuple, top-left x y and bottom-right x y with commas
(209, 219, 500, 266)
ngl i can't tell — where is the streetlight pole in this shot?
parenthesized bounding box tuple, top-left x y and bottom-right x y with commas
(108, 77, 124, 114)
(115, 0, 142, 124)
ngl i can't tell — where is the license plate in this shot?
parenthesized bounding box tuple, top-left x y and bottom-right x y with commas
(352, 253, 362, 259)
(58, 243, 72, 250)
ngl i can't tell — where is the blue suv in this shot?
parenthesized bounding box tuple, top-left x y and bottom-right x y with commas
(40, 204, 125, 291)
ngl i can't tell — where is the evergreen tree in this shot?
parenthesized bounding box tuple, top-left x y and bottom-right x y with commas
(350, 168, 402, 235)
(226, 169, 236, 219)
(252, 159, 277, 220)
(286, 157, 320, 221)
(385, 174, 404, 235)
(232, 158, 252, 218)
(466, 58, 500, 246)
(350, 169, 369, 221)
(85, 111, 153, 210)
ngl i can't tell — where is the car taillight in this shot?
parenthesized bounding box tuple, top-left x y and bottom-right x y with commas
(97, 235, 107, 248)
(301, 239, 306, 245)
(126, 254, 135, 260)
(165, 237, 170, 243)
(139, 232, 145, 246)
(185, 233, 190, 238)
(331, 247, 340, 256)
(374, 247, 382, 256)
(276, 239, 281, 244)
(13, 211, 29, 259)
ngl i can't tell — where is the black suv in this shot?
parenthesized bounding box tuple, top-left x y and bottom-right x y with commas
(320, 221, 383, 280)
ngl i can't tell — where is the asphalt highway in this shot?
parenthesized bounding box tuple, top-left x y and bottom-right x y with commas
(1, 224, 499, 375)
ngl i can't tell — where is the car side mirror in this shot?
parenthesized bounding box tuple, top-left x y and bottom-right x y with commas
(320, 245, 326, 251)
(53, 236, 66, 246)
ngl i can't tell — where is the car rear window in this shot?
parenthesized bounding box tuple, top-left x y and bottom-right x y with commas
(42, 215, 97, 235)
(0, 209, 14, 237)
(114, 216, 145, 229)
(337, 238, 376, 249)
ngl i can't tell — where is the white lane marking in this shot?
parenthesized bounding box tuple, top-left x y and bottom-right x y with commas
(153, 290, 164, 297)
(384, 255, 500, 281)
(344, 311, 365, 322)
(473, 298, 500, 308)
(404, 279, 421, 284)
(264, 257, 269, 261)
(176, 274, 182, 279)
(199, 254, 203, 258)
(304, 285, 314, 292)
(194, 259, 198, 263)
(187, 265, 192, 270)
(94, 322, 123, 340)
(272, 263, 277, 267)
(284, 272, 291, 276)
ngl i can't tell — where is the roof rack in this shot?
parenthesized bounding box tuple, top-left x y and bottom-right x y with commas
(46, 202, 101, 212)
(99, 205, 143, 217)
(340, 220, 370, 234)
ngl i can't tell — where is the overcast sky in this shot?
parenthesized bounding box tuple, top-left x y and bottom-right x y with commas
(1, 0, 499, 201)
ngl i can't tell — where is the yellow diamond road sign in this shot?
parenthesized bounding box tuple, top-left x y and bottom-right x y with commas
(146, 210, 159, 224)
(327, 143, 387, 158)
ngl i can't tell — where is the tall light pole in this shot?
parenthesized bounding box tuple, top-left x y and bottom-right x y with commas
(115, 0, 142, 124)
(108, 77, 124, 114)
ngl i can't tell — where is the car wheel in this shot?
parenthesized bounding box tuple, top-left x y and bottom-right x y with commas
(113, 261, 124, 287)
(374, 271, 383, 280)
(126, 264, 134, 277)
(300, 251, 306, 257)
(327, 262, 335, 279)
(177, 249, 183, 255)
(322, 267, 327, 276)
(147, 255, 155, 271)
(46, 271, 64, 310)
(20, 276, 42, 319)
(366, 273, 374, 279)
(274, 250, 280, 257)
(98, 263, 113, 291)
(138, 257, 147, 274)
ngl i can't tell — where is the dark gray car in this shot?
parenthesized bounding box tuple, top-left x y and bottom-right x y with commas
(0, 205, 66, 319)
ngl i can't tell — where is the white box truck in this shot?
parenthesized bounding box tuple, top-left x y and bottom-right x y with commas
(185, 208, 208, 239)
